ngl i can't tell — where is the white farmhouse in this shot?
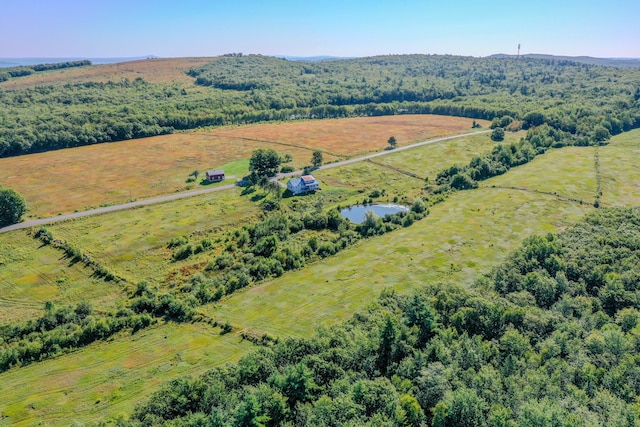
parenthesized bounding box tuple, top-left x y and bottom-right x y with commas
(286, 175, 320, 195)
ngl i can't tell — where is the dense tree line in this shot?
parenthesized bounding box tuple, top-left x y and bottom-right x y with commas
(1, 55, 639, 157)
(131, 207, 640, 426)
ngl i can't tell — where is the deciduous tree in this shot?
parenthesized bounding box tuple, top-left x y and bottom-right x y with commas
(0, 188, 27, 227)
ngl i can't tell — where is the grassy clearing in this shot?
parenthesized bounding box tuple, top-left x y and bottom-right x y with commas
(207, 187, 592, 338)
(485, 145, 598, 203)
(46, 188, 262, 285)
(0, 57, 215, 90)
(313, 161, 426, 207)
(0, 230, 123, 324)
(0, 322, 254, 426)
(376, 131, 523, 180)
(599, 129, 640, 206)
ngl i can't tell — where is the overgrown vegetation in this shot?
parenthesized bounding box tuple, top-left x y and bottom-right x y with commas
(0, 301, 155, 373)
(172, 196, 429, 305)
(131, 207, 640, 426)
(2, 55, 639, 157)
(432, 123, 605, 197)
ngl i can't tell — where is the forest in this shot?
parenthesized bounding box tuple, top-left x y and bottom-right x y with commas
(1, 54, 639, 157)
(129, 207, 640, 426)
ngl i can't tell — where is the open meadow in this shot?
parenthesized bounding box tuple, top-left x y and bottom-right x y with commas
(206, 187, 592, 337)
(45, 187, 262, 285)
(0, 323, 254, 426)
(485, 145, 598, 203)
(599, 129, 640, 206)
(0, 231, 124, 324)
(0, 57, 215, 90)
(374, 130, 523, 180)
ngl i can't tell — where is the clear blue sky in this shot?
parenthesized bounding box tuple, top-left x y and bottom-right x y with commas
(3, 0, 639, 58)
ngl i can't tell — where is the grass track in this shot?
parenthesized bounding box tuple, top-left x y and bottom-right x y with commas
(0, 323, 254, 426)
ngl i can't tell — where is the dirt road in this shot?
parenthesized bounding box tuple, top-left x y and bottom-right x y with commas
(0, 129, 489, 233)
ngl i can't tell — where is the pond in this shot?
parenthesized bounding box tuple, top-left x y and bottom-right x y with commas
(340, 203, 409, 224)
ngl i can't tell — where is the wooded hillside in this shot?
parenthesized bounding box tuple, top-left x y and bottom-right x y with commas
(1, 55, 639, 157)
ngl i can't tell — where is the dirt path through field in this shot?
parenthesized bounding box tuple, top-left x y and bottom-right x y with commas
(0, 130, 490, 233)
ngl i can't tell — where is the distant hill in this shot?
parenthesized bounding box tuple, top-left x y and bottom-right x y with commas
(277, 55, 352, 62)
(0, 56, 159, 68)
(489, 53, 640, 68)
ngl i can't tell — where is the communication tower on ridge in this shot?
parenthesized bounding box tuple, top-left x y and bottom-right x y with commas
(517, 44, 521, 58)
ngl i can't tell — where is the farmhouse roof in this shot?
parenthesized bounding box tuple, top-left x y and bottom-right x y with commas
(207, 169, 225, 175)
(301, 175, 316, 182)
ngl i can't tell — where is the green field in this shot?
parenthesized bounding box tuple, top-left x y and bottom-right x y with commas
(0, 231, 123, 324)
(46, 187, 262, 285)
(206, 187, 592, 337)
(486, 146, 598, 203)
(374, 130, 522, 181)
(0, 323, 254, 426)
(599, 129, 640, 206)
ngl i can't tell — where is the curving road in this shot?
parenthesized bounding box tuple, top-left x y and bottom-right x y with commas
(0, 130, 490, 234)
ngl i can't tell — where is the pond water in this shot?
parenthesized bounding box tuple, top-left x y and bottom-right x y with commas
(340, 204, 409, 224)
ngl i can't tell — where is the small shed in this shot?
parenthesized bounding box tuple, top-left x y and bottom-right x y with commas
(206, 170, 225, 182)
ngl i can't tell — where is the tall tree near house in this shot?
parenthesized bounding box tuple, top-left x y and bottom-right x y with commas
(311, 150, 323, 168)
(249, 148, 282, 178)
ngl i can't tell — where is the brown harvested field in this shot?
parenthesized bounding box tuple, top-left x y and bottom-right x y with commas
(0, 134, 338, 218)
(210, 115, 489, 156)
(0, 115, 486, 218)
(0, 57, 214, 89)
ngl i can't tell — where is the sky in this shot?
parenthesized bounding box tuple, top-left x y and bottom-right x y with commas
(2, 0, 639, 59)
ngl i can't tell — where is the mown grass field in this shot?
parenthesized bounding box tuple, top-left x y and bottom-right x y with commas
(375, 131, 523, 180)
(0, 115, 482, 218)
(0, 323, 254, 426)
(207, 131, 640, 338)
(486, 146, 598, 203)
(46, 188, 262, 285)
(0, 231, 124, 324)
(207, 188, 592, 337)
(599, 129, 640, 206)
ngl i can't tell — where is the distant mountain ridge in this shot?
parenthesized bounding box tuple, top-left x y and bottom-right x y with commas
(489, 53, 640, 68)
(0, 56, 159, 68)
